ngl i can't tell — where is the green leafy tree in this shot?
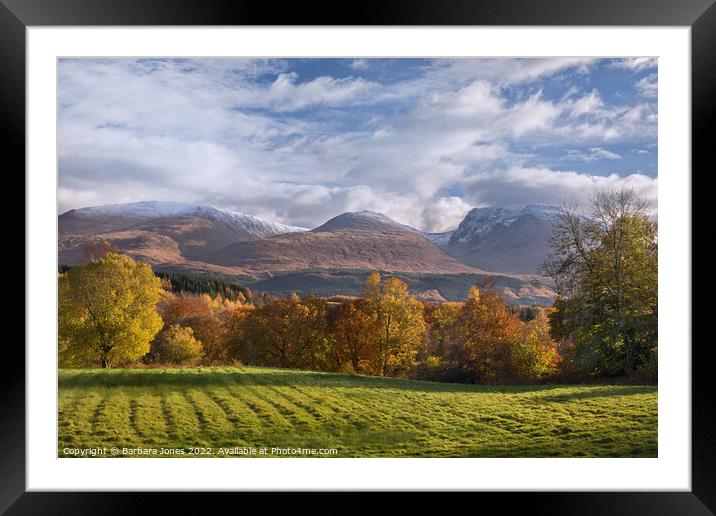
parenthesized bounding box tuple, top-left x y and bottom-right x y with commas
(543, 189, 657, 377)
(58, 253, 163, 368)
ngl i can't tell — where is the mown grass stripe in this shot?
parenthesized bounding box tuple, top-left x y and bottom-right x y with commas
(185, 389, 236, 440)
(58, 392, 104, 448)
(163, 391, 201, 441)
(239, 371, 336, 426)
(58, 367, 658, 458)
(237, 380, 319, 430)
(225, 374, 311, 431)
(132, 393, 168, 442)
(92, 391, 135, 445)
(222, 383, 295, 432)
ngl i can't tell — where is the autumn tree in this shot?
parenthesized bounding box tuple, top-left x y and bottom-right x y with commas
(330, 299, 380, 374)
(513, 309, 560, 380)
(424, 302, 462, 357)
(241, 295, 334, 370)
(221, 302, 255, 362)
(543, 189, 657, 377)
(443, 287, 524, 383)
(153, 324, 203, 365)
(157, 292, 237, 365)
(58, 253, 163, 368)
(158, 292, 213, 325)
(361, 273, 426, 376)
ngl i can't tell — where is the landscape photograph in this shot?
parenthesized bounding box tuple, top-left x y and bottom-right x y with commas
(57, 57, 658, 458)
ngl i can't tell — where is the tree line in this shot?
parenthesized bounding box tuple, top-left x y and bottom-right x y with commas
(155, 271, 251, 303)
(59, 263, 559, 383)
(58, 189, 657, 384)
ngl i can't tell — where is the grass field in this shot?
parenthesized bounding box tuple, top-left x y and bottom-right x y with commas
(58, 367, 657, 458)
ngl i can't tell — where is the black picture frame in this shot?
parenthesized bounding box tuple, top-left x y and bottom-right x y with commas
(3, 0, 712, 513)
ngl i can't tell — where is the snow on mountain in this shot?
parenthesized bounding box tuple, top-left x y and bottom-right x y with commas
(71, 201, 204, 219)
(68, 201, 307, 236)
(419, 231, 454, 248)
(450, 204, 561, 243)
(442, 204, 563, 275)
(520, 203, 562, 219)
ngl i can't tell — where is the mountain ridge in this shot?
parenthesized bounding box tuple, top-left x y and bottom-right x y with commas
(58, 200, 559, 304)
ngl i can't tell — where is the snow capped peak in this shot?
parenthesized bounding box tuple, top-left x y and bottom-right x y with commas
(70, 201, 203, 219)
(66, 201, 307, 236)
(450, 203, 561, 243)
(354, 210, 396, 221)
(521, 203, 562, 219)
(313, 210, 402, 232)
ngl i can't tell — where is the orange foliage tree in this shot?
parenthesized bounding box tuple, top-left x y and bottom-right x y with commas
(241, 294, 334, 370)
(330, 299, 380, 374)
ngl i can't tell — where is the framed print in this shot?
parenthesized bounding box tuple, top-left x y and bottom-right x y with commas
(4, 0, 714, 513)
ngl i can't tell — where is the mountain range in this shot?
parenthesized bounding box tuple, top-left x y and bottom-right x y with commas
(58, 201, 561, 305)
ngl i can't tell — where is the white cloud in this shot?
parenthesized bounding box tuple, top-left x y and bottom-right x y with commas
(567, 90, 604, 118)
(349, 59, 370, 70)
(58, 58, 658, 232)
(429, 58, 596, 86)
(264, 72, 379, 111)
(420, 197, 473, 233)
(561, 147, 622, 163)
(636, 73, 658, 98)
(609, 57, 657, 72)
(507, 91, 561, 136)
(462, 167, 657, 211)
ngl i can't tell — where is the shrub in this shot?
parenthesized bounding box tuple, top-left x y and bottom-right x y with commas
(153, 325, 203, 365)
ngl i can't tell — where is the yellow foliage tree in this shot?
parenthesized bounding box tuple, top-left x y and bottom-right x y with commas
(154, 324, 203, 365)
(58, 253, 163, 368)
(361, 273, 426, 376)
(513, 309, 559, 380)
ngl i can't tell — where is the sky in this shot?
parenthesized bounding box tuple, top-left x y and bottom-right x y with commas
(58, 57, 657, 232)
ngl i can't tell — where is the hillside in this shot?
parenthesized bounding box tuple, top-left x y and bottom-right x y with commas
(58, 367, 658, 458)
(246, 270, 556, 305)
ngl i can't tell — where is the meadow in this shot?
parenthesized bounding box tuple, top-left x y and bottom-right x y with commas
(58, 367, 657, 458)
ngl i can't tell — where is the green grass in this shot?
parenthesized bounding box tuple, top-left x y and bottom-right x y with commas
(58, 367, 657, 458)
